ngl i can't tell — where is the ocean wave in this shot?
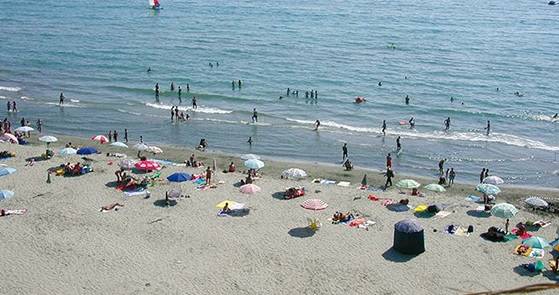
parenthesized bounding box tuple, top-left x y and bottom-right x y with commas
(0, 86, 21, 92)
(70, 99, 80, 103)
(145, 102, 232, 114)
(20, 96, 33, 100)
(45, 102, 83, 108)
(528, 114, 559, 123)
(193, 118, 239, 124)
(0, 96, 6, 100)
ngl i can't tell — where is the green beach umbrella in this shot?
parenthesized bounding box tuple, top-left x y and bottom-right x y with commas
(396, 179, 420, 189)
(361, 174, 367, 186)
(490, 203, 518, 219)
(522, 237, 551, 249)
(424, 183, 446, 192)
(476, 183, 501, 195)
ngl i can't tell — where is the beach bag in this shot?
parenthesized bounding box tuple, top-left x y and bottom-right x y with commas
(467, 225, 474, 233)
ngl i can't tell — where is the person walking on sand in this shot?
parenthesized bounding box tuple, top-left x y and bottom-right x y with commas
(386, 153, 392, 168)
(448, 168, 455, 185)
(342, 143, 348, 161)
(192, 97, 197, 110)
(251, 108, 258, 123)
(384, 167, 394, 189)
(438, 159, 446, 175)
(382, 120, 387, 136)
(205, 166, 212, 186)
(59, 92, 65, 105)
(479, 168, 486, 183)
(485, 120, 491, 135)
(124, 129, 128, 143)
(444, 117, 451, 131)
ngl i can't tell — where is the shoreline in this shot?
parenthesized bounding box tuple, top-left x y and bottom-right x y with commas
(28, 132, 559, 203)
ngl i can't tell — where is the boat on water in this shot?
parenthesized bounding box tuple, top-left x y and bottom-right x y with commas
(149, 0, 161, 10)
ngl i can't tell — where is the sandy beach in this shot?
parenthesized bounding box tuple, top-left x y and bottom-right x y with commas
(0, 136, 558, 295)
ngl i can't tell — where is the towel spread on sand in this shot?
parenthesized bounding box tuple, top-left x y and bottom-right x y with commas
(123, 190, 149, 198)
(320, 179, 336, 185)
(337, 181, 350, 187)
(434, 211, 452, 219)
(1, 209, 27, 216)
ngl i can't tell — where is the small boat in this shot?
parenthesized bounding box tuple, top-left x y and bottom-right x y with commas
(149, 0, 161, 10)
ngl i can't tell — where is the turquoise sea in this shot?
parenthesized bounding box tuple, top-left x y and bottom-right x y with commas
(1, 0, 558, 186)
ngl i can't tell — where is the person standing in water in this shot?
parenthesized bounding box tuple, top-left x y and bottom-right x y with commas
(287, 88, 290, 97)
(479, 168, 486, 183)
(382, 120, 387, 136)
(342, 143, 348, 161)
(192, 97, 197, 110)
(6, 101, 10, 112)
(12, 101, 17, 112)
(232, 81, 235, 90)
(59, 92, 65, 105)
(386, 153, 392, 168)
(247, 136, 252, 145)
(485, 120, 491, 135)
(314, 120, 320, 130)
(154, 83, 160, 99)
(405, 95, 410, 105)
(438, 159, 446, 175)
(448, 168, 455, 185)
(315, 90, 318, 99)
(108, 130, 112, 143)
(238, 80, 242, 89)
(396, 136, 401, 152)
(305, 91, 309, 99)
(178, 86, 182, 103)
(36, 119, 43, 133)
(170, 107, 175, 121)
(186, 84, 190, 92)
(484, 168, 489, 179)
(251, 108, 258, 123)
(409, 117, 415, 128)
(170, 82, 175, 92)
(444, 117, 451, 131)
(113, 130, 118, 142)
(124, 129, 128, 143)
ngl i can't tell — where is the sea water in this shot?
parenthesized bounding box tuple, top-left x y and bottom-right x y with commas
(1, 0, 558, 186)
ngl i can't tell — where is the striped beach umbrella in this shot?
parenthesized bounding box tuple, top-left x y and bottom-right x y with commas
(301, 199, 328, 210)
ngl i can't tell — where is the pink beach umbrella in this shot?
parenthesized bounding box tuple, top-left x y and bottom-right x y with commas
(0, 133, 18, 143)
(91, 135, 109, 144)
(134, 160, 161, 171)
(239, 184, 261, 194)
(301, 199, 328, 210)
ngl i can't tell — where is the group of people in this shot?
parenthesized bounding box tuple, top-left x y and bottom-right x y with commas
(6, 101, 18, 112)
(170, 106, 190, 121)
(231, 80, 242, 90)
(438, 159, 456, 186)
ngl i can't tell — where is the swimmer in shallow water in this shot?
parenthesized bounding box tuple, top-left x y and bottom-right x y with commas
(314, 120, 320, 130)
(553, 113, 558, 119)
(409, 117, 415, 128)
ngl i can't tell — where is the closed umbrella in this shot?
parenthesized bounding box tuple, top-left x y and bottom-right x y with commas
(491, 203, 518, 232)
(0, 167, 16, 177)
(483, 176, 504, 185)
(361, 174, 368, 186)
(240, 184, 261, 194)
(15, 126, 34, 133)
(39, 135, 58, 143)
(167, 172, 191, 182)
(134, 143, 149, 151)
(77, 147, 98, 155)
(476, 183, 501, 195)
(135, 160, 160, 171)
(522, 237, 551, 249)
(59, 147, 77, 156)
(110, 141, 128, 148)
(524, 196, 548, 208)
(396, 179, 421, 189)
(241, 154, 261, 160)
(147, 146, 163, 154)
(0, 133, 18, 143)
(424, 183, 446, 192)
(301, 199, 328, 210)
(244, 159, 264, 170)
(91, 135, 109, 144)
(118, 159, 136, 170)
(281, 168, 307, 180)
(0, 190, 14, 201)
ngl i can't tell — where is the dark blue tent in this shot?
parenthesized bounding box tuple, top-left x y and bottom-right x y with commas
(393, 218, 425, 255)
(77, 147, 98, 155)
(167, 172, 192, 182)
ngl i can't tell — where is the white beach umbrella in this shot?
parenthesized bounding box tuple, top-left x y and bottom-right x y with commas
(147, 145, 163, 154)
(524, 196, 548, 208)
(39, 135, 58, 143)
(110, 141, 128, 148)
(59, 147, 77, 156)
(281, 168, 308, 180)
(134, 143, 149, 151)
(483, 176, 504, 185)
(15, 126, 34, 132)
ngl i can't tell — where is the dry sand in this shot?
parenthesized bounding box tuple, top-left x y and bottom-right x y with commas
(0, 136, 558, 295)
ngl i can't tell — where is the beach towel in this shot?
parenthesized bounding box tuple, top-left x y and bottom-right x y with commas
(123, 190, 149, 198)
(320, 179, 336, 185)
(194, 178, 206, 185)
(511, 228, 533, 239)
(386, 203, 410, 212)
(368, 194, 380, 201)
(195, 185, 209, 191)
(1, 209, 27, 216)
(414, 204, 428, 213)
(529, 248, 545, 258)
(465, 195, 481, 203)
(381, 199, 395, 206)
(434, 211, 452, 220)
(337, 181, 350, 187)
(513, 245, 532, 256)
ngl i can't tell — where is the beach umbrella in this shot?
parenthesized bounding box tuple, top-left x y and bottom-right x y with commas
(134, 143, 149, 151)
(522, 237, 551, 249)
(216, 200, 244, 210)
(239, 183, 261, 194)
(91, 135, 109, 144)
(77, 146, 98, 155)
(361, 174, 368, 186)
(0, 133, 18, 143)
(0, 167, 16, 177)
(147, 146, 163, 154)
(59, 147, 77, 156)
(396, 179, 421, 189)
(476, 183, 501, 195)
(118, 159, 136, 170)
(244, 159, 264, 170)
(167, 172, 192, 182)
(524, 196, 548, 208)
(135, 160, 160, 171)
(424, 183, 446, 193)
(241, 154, 261, 160)
(15, 126, 34, 133)
(110, 141, 128, 148)
(483, 176, 504, 185)
(0, 190, 14, 201)
(301, 199, 328, 210)
(39, 135, 58, 143)
(281, 168, 307, 180)
(491, 203, 518, 219)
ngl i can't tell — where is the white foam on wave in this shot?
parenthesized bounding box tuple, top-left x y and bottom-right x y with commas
(194, 118, 239, 124)
(20, 96, 33, 101)
(0, 96, 6, 100)
(530, 114, 559, 123)
(45, 102, 83, 108)
(0, 86, 21, 92)
(285, 117, 559, 152)
(145, 102, 232, 114)
(70, 99, 80, 103)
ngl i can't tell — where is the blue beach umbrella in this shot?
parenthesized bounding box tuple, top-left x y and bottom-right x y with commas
(167, 172, 192, 182)
(522, 237, 551, 249)
(244, 159, 264, 170)
(0, 167, 16, 177)
(77, 147, 98, 155)
(0, 190, 14, 200)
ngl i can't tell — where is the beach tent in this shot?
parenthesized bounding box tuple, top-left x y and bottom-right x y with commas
(0, 167, 16, 177)
(281, 168, 307, 180)
(167, 172, 191, 182)
(0, 190, 14, 201)
(393, 218, 425, 255)
(239, 184, 261, 194)
(77, 147, 98, 155)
